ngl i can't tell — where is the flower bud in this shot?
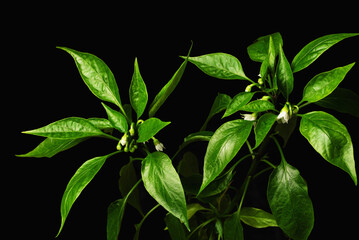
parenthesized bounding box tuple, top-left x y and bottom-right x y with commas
(277, 104, 290, 124)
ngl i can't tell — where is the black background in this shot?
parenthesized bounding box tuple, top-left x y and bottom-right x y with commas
(6, 6, 359, 240)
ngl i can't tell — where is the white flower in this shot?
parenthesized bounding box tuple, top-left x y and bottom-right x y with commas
(120, 132, 128, 146)
(277, 105, 290, 124)
(241, 113, 257, 121)
(153, 137, 165, 152)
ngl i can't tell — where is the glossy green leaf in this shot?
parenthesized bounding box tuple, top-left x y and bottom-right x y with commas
(223, 92, 254, 118)
(130, 58, 148, 119)
(137, 118, 170, 142)
(199, 119, 253, 194)
(276, 45, 294, 99)
(141, 152, 189, 230)
(254, 113, 277, 148)
(267, 159, 314, 240)
(22, 117, 110, 139)
(101, 102, 128, 133)
(247, 32, 283, 62)
(57, 47, 124, 111)
(300, 111, 357, 185)
(291, 33, 359, 73)
(301, 63, 355, 103)
(178, 131, 214, 152)
(149, 43, 192, 117)
(201, 93, 232, 130)
(164, 213, 187, 240)
(240, 99, 275, 113)
(186, 203, 208, 220)
(315, 87, 359, 118)
(240, 207, 278, 228)
(186, 53, 251, 81)
(57, 152, 118, 237)
(223, 212, 244, 240)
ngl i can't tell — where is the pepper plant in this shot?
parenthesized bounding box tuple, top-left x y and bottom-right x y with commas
(17, 33, 359, 239)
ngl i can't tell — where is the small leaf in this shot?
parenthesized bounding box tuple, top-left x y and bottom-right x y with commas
(57, 47, 124, 111)
(22, 117, 106, 139)
(240, 99, 275, 113)
(315, 87, 359, 118)
(276, 45, 294, 99)
(223, 212, 244, 240)
(186, 53, 251, 81)
(222, 92, 254, 118)
(201, 93, 232, 130)
(291, 33, 359, 73)
(240, 207, 278, 228)
(141, 152, 189, 230)
(130, 58, 148, 119)
(199, 119, 252, 194)
(300, 111, 357, 185)
(267, 160, 314, 240)
(247, 32, 283, 62)
(57, 152, 117, 237)
(301, 63, 355, 103)
(254, 113, 277, 148)
(101, 102, 128, 133)
(137, 118, 170, 142)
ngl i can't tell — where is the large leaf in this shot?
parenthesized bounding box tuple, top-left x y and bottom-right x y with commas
(315, 87, 359, 118)
(240, 207, 278, 228)
(199, 119, 253, 194)
(101, 102, 128, 133)
(22, 117, 112, 139)
(276, 44, 294, 99)
(186, 53, 251, 81)
(267, 159, 314, 240)
(299, 111, 357, 185)
(57, 47, 124, 111)
(301, 62, 355, 103)
(141, 152, 189, 230)
(247, 32, 283, 62)
(201, 93, 232, 130)
(137, 118, 171, 142)
(291, 33, 359, 73)
(56, 152, 118, 237)
(130, 58, 148, 119)
(149, 43, 192, 117)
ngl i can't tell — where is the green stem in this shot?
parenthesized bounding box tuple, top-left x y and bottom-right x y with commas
(271, 136, 286, 162)
(134, 203, 161, 240)
(187, 218, 216, 239)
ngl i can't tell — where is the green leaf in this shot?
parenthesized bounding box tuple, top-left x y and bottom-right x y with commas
(199, 119, 253, 194)
(178, 131, 214, 151)
(164, 213, 187, 240)
(22, 117, 108, 139)
(186, 53, 251, 81)
(301, 63, 355, 103)
(276, 45, 294, 99)
(130, 58, 148, 119)
(240, 207, 278, 228)
(299, 111, 357, 185)
(201, 93, 232, 130)
(57, 47, 124, 112)
(222, 92, 254, 118)
(315, 87, 359, 118)
(57, 152, 118, 237)
(247, 32, 283, 62)
(223, 212, 244, 240)
(267, 159, 314, 240)
(137, 118, 170, 142)
(101, 102, 128, 133)
(291, 33, 359, 73)
(149, 43, 192, 117)
(141, 152, 189, 230)
(240, 99, 275, 113)
(254, 113, 277, 149)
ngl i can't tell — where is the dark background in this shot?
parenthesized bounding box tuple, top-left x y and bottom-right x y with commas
(6, 6, 359, 240)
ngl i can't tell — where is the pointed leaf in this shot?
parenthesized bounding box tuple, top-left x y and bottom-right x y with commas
(247, 32, 283, 62)
(223, 92, 254, 118)
(130, 58, 148, 119)
(267, 160, 314, 240)
(57, 47, 123, 110)
(141, 152, 189, 230)
(301, 63, 355, 103)
(137, 118, 170, 142)
(254, 113, 277, 148)
(300, 111, 357, 185)
(240, 99, 275, 113)
(201, 93, 232, 130)
(101, 102, 128, 133)
(199, 119, 252, 194)
(57, 152, 117, 237)
(186, 53, 251, 81)
(22, 117, 106, 139)
(240, 207, 278, 228)
(276, 45, 294, 99)
(224, 212, 244, 240)
(291, 33, 359, 73)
